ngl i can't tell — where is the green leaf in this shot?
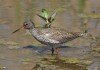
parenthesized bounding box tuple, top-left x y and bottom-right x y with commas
(48, 11, 57, 23)
(41, 8, 48, 20)
(37, 14, 47, 21)
(37, 9, 57, 28)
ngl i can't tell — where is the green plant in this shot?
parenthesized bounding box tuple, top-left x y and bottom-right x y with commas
(37, 8, 57, 28)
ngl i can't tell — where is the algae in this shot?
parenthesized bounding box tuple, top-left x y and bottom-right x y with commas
(8, 45, 20, 49)
(6, 41, 19, 45)
(33, 56, 92, 70)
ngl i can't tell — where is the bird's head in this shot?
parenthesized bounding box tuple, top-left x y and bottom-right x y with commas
(23, 20, 35, 29)
(12, 20, 35, 34)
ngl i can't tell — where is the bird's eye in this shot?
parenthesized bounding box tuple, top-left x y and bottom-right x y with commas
(23, 23, 28, 26)
(24, 24, 28, 26)
(25, 24, 28, 25)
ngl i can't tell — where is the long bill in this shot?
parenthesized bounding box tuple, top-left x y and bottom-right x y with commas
(12, 25, 24, 34)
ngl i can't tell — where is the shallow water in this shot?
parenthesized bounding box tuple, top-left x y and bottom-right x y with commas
(0, 0, 100, 70)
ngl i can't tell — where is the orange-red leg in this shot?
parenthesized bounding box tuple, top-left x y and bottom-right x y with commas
(56, 48, 59, 57)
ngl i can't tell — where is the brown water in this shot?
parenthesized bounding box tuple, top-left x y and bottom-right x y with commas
(0, 0, 100, 70)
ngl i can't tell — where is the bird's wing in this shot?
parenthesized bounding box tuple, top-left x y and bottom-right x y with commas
(41, 28, 81, 43)
(51, 32, 80, 43)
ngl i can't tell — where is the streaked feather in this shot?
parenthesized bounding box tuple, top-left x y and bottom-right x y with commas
(31, 27, 83, 45)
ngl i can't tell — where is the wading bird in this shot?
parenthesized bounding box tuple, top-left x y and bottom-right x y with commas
(13, 20, 87, 57)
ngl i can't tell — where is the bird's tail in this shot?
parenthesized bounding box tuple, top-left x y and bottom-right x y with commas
(80, 30, 95, 40)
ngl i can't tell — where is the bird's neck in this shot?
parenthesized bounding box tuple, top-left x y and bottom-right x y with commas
(29, 28, 40, 39)
(29, 26, 35, 30)
(29, 27, 36, 33)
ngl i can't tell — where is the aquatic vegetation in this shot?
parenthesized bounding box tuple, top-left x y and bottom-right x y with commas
(21, 58, 42, 64)
(21, 58, 37, 65)
(39, 61, 51, 67)
(7, 45, 20, 49)
(63, 57, 92, 65)
(21, 58, 34, 62)
(86, 13, 100, 19)
(58, 57, 91, 65)
(36, 56, 89, 70)
(22, 62, 29, 65)
(37, 8, 56, 28)
(21, 58, 36, 65)
(64, 58, 80, 63)
(32, 63, 57, 70)
(38, 56, 92, 69)
(92, 47, 100, 52)
(59, 57, 67, 61)
(80, 60, 92, 65)
(80, 13, 100, 19)
(41, 56, 55, 60)
(6, 41, 19, 45)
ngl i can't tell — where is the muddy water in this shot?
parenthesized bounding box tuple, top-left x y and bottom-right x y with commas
(0, 0, 100, 70)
